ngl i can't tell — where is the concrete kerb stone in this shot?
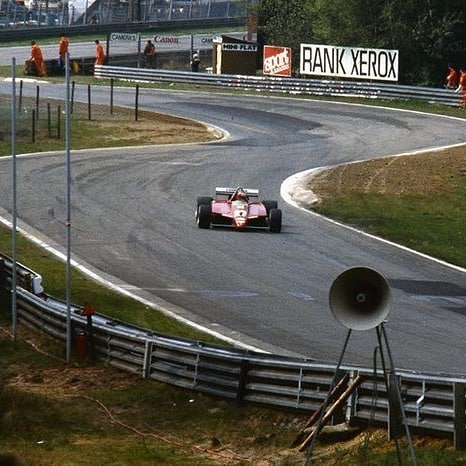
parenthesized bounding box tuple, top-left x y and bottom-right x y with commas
(281, 166, 329, 210)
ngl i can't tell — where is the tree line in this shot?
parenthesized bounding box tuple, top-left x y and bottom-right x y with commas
(256, 0, 466, 86)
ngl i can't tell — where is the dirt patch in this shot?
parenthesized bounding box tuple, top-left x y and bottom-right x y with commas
(0, 96, 221, 155)
(307, 145, 466, 201)
(95, 109, 221, 145)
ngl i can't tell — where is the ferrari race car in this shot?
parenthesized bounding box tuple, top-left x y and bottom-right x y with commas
(196, 186, 282, 232)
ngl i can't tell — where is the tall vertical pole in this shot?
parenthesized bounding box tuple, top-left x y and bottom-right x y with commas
(380, 324, 418, 465)
(190, 34, 194, 67)
(65, 52, 72, 363)
(11, 57, 17, 340)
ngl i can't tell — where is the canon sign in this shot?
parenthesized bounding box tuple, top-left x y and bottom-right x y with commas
(263, 45, 292, 77)
(153, 35, 180, 44)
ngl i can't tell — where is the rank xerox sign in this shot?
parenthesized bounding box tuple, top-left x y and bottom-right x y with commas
(300, 44, 399, 82)
(263, 45, 292, 77)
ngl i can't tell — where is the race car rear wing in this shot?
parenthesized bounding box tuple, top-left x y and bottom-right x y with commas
(215, 187, 260, 199)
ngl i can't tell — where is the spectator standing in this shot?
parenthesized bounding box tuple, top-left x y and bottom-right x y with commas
(58, 33, 69, 68)
(446, 63, 458, 89)
(190, 53, 201, 72)
(455, 68, 466, 109)
(29, 41, 46, 77)
(94, 40, 105, 66)
(143, 39, 156, 68)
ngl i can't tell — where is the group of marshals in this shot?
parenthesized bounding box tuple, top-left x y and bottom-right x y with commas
(24, 34, 106, 77)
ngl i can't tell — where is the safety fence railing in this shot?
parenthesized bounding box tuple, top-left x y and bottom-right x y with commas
(0, 17, 246, 42)
(1, 253, 465, 448)
(94, 65, 463, 107)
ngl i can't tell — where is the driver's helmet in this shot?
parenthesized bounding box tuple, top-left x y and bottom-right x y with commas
(235, 188, 248, 201)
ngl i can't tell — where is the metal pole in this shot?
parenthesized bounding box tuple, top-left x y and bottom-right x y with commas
(65, 52, 72, 363)
(87, 84, 91, 121)
(110, 78, 114, 114)
(135, 84, 139, 121)
(11, 57, 17, 340)
(380, 324, 418, 466)
(305, 329, 352, 464)
(190, 34, 194, 68)
(35, 85, 39, 120)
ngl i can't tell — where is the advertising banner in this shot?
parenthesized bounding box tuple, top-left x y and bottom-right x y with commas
(221, 43, 257, 52)
(152, 33, 257, 50)
(300, 44, 398, 82)
(263, 45, 292, 77)
(110, 32, 140, 42)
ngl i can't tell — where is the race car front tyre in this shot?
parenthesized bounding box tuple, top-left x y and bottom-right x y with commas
(269, 208, 282, 233)
(263, 200, 278, 214)
(197, 204, 212, 229)
(197, 196, 213, 207)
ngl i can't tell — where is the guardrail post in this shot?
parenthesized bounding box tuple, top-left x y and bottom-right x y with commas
(237, 359, 249, 401)
(454, 382, 466, 449)
(0, 258, 7, 312)
(142, 340, 153, 378)
(387, 373, 404, 441)
(345, 369, 358, 423)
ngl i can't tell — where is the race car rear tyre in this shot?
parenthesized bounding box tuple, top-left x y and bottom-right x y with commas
(269, 208, 282, 233)
(197, 204, 212, 229)
(197, 196, 213, 207)
(263, 200, 278, 214)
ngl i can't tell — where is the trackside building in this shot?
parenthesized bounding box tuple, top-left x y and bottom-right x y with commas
(212, 35, 258, 75)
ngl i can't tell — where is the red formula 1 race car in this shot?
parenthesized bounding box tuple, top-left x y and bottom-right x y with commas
(196, 186, 282, 232)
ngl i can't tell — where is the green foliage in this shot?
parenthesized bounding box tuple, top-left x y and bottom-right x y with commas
(258, 0, 466, 85)
(258, 0, 314, 73)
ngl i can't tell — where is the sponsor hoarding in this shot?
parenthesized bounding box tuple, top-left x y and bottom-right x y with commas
(222, 43, 257, 52)
(110, 32, 140, 42)
(300, 44, 398, 81)
(152, 33, 257, 50)
(263, 45, 292, 77)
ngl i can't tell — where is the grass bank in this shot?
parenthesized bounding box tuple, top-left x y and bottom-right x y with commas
(310, 145, 466, 269)
(1, 82, 466, 463)
(2, 323, 465, 465)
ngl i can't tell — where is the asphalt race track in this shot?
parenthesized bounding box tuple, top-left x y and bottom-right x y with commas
(0, 79, 465, 376)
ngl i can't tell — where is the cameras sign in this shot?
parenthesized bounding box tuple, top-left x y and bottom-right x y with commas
(110, 32, 140, 42)
(300, 44, 398, 82)
(263, 45, 292, 77)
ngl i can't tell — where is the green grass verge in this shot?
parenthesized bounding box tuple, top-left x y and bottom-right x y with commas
(314, 177, 466, 269)
(1, 326, 465, 464)
(1, 80, 466, 464)
(0, 224, 221, 344)
(0, 323, 304, 465)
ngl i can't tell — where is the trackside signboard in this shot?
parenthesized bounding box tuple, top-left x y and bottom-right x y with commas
(222, 43, 257, 52)
(300, 44, 399, 82)
(110, 32, 140, 42)
(263, 45, 292, 77)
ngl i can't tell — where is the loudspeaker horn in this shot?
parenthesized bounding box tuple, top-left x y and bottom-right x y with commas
(329, 267, 392, 331)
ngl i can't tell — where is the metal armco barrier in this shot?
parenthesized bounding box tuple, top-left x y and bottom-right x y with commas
(94, 65, 463, 107)
(1, 254, 465, 448)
